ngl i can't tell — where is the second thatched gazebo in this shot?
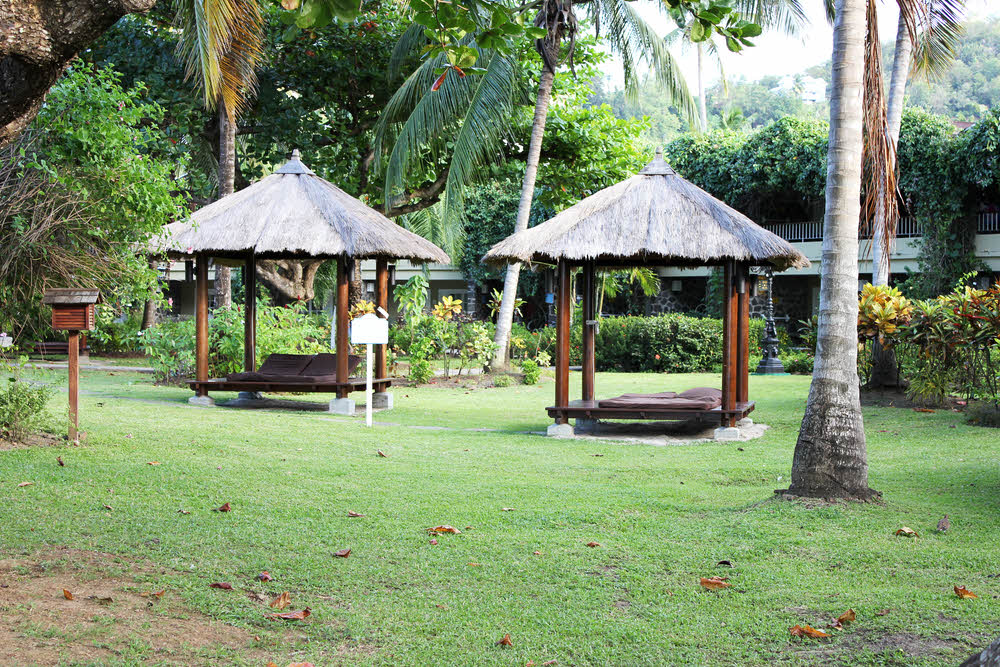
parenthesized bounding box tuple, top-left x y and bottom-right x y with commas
(484, 149, 809, 436)
(154, 150, 450, 414)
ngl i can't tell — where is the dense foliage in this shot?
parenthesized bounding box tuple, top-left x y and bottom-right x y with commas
(0, 64, 183, 341)
(141, 302, 329, 381)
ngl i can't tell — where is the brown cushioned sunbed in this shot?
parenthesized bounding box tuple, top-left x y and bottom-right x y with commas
(597, 387, 723, 410)
(225, 353, 360, 383)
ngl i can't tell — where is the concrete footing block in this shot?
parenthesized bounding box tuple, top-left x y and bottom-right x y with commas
(574, 418, 599, 434)
(547, 422, 575, 438)
(372, 392, 394, 410)
(736, 417, 754, 428)
(238, 391, 265, 401)
(714, 426, 741, 441)
(188, 395, 216, 407)
(329, 398, 356, 416)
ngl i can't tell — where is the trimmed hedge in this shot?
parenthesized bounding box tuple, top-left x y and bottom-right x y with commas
(590, 314, 765, 373)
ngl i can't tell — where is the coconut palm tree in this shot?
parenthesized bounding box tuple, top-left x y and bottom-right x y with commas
(789, 0, 964, 498)
(172, 0, 264, 308)
(787, 0, 875, 500)
(376, 0, 701, 368)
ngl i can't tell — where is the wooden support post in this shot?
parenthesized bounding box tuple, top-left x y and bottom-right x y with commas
(721, 261, 737, 427)
(336, 256, 350, 399)
(581, 260, 596, 403)
(736, 264, 750, 405)
(375, 258, 389, 391)
(68, 330, 79, 442)
(195, 253, 209, 396)
(244, 253, 257, 372)
(554, 259, 571, 422)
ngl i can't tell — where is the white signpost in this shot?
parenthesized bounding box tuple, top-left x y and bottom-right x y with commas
(350, 312, 389, 427)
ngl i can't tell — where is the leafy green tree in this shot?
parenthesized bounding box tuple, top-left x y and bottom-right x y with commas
(0, 64, 183, 340)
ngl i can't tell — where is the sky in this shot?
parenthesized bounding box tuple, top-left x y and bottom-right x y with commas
(602, 0, 1000, 89)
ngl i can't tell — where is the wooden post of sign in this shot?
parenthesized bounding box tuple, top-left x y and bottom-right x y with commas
(68, 329, 79, 442)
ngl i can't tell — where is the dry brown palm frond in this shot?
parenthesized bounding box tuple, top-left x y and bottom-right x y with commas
(860, 0, 898, 259)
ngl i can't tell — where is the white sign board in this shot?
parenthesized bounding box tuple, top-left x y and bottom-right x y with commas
(350, 313, 388, 345)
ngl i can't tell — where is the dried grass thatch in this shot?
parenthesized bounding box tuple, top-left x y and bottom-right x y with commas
(483, 150, 809, 271)
(153, 150, 450, 263)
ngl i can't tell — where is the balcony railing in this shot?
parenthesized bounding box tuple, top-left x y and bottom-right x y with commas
(762, 212, 1000, 242)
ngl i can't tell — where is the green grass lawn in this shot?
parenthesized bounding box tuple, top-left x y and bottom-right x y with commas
(2, 368, 998, 665)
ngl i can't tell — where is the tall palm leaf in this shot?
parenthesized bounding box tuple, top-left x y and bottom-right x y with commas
(171, 0, 264, 308)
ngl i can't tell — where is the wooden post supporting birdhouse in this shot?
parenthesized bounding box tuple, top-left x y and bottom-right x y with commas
(42, 289, 101, 443)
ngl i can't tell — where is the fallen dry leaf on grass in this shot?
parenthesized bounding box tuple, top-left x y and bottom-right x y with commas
(57, 456, 64, 466)
(270, 592, 291, 610)
(913, 408, 935, 413)
(428, 525, 461, 534)
(209, 582, 233, 590)
(267, 607, 311, 621)
(468, 562, 481, 567)
(177, 509, 191, 515)
(347, 510, 365, 517)
(533, 551, 542, 556)
(790, 624, 830, 639)
(147, 461, 161, 466)
(63, 589, 74, 600)
(140, 590, 165, 598)
(585, 542, 601, 548)
(102, 504, 113, 511)
(501, 508, 515, 511)
(496, 633, 513, 647)
(542, 661, 557, 666)
(334, 548, 351, 558)
(429, 539, 438, 545)
(213, 502, 231, 512)
(377, 450, 388, 458)
(17, 482, 33, 488)
(895, 526, 919, 538)
(955, 585, 978, 599)
(831, 608, 856, 628)
(876, 608, 890, 616)
(256, 571, 272, 582)
(700, 577, 732, 590)
(717, 560, 733, 568)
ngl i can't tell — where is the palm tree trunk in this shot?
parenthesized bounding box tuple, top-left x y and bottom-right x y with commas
(869, 13, 912, 388)
(787, 0, 878, 501)
(215, 105, 235, 308)
(491, 67, 556, 369)
(697, 42, 708, 131)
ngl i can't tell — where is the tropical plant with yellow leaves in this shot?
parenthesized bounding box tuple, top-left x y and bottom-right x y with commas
(432, 296, 462, 321)
(857, 283, 913, 348)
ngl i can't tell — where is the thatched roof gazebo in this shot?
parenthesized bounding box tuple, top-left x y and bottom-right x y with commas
(154, 150, 450, 413)
(484, 149, 809, 435)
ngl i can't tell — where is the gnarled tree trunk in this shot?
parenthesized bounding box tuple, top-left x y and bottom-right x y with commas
(256, 259, 323, 303)
(0, 0, 155, 146)
(786, 0, 878, 502)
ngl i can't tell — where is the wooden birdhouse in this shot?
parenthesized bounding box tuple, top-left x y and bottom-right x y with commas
(42, 289, 101, 331)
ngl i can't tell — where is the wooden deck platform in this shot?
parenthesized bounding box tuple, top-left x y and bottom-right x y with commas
(546, 400, 755, 425)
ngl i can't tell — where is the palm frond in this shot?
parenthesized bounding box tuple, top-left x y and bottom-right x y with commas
(590, 0, 698, 125)
(388, 22, 428, 83)
(171, 0, 263, 119)
(733, 0, 807, 36)
(900, 0, 965, 79)
(440, 52, 522, 231)
(861, 0, 898, 255)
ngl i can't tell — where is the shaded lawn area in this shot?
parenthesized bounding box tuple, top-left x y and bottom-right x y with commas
(1, 368, 999, 665)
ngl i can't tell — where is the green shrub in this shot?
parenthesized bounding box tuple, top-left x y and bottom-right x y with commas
(520, 359, 541, 385)
(407, 336, 436, 384)
(492, 374, 514, 388)
(781, 350, 814, 375)
(966, 400, 1000, 428)
(590, 314, 765, 373)
(90, 307, 142, 354)
(141, 301, 328, 382)
(0, 360, 54, 441)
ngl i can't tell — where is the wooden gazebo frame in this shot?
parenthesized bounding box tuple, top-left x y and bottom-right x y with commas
(483, 149, 808, 434)
(186, 253, 394, 402)
(547, 259, 752, 429)
(153, 150, 450, 411)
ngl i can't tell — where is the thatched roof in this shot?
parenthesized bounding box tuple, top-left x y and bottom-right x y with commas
(153, 150, 450, 263)
(483, 150, 809, 271)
